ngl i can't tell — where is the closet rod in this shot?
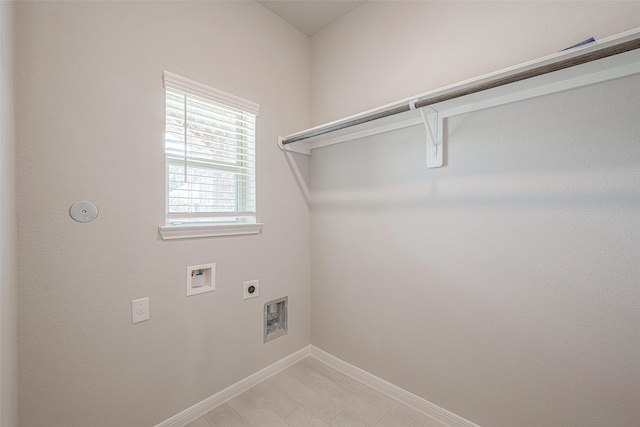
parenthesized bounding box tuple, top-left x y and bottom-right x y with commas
(281, 37, 640, 146)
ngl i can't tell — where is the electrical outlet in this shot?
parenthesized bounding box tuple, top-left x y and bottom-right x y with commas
(132, 297, 149, 324)
(243, 280, 259, 300)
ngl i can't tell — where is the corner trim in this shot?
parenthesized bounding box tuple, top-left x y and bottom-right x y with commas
(154, 346, 311, 427)
(309, 346, 481, 427)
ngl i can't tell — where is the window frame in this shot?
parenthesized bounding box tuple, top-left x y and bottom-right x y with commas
(159, 71, 263, 240)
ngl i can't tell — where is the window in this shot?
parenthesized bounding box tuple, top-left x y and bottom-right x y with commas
(160, 72, 262, 239)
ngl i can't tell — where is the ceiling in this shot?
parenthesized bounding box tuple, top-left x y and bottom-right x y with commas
(258, 1, 367, 36)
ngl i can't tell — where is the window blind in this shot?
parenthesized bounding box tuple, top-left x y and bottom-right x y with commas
(163, 72, 259, 225)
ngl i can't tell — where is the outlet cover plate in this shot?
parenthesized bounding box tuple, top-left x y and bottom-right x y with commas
(243, 279, 259, 300)
(132, 297, 149, 324)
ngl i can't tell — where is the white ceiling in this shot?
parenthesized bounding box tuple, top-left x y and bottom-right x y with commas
(258, 1, 366, 36)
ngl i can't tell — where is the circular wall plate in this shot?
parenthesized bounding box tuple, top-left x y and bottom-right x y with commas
(69, 201, 99, 223)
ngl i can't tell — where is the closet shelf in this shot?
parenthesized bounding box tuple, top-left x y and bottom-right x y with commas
(278, 28, 640, 167)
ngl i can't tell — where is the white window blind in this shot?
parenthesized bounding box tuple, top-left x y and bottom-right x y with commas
(163, 72, 259, 226)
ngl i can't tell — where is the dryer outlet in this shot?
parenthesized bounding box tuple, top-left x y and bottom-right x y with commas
(243, 280, 259, 300)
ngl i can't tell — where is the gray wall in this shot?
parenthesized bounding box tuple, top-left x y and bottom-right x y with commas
(310, 2, 640, 426)
(0, 1, 18, 426)
(16, 2, 311, 426)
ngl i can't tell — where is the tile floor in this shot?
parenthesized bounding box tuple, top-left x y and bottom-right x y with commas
(184, 356, 447, 427)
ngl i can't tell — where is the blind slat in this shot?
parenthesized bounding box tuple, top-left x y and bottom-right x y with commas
(165, 138, 256, 156)
(165, 133, 257, 154)
(165, 83, 258, 224)
(166, 103, 256, 131)
(169, 163, 255, 174)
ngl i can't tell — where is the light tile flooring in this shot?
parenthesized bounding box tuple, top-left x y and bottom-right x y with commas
(185, 356, 446, 427)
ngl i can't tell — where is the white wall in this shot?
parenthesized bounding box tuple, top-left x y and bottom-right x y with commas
(0, 1, 18, 426)
(310, 3, 640, 427)
(311, 1, 640, 124)
(15, 2, 310, 426)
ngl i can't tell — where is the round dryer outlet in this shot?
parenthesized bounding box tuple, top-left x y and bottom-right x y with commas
(243, 280, 259, 300)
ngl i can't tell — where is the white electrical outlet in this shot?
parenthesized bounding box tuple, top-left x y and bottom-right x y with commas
(243, 280, 259, 300)
(132, 297, 150, 324)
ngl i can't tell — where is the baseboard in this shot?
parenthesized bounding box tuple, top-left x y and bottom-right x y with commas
(155, 344, 479, 427)
(154, 346, 311, 427)
(310, 345, 481, 427)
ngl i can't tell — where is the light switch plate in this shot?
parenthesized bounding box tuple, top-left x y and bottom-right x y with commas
(132, 297, 149, 324)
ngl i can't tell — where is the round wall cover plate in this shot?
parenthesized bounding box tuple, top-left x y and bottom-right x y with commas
(69, 201, 99, 223)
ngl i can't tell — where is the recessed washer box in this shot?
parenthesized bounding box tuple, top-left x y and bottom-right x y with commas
(186, 263, 215, 296)
(264, 297, 288, 343)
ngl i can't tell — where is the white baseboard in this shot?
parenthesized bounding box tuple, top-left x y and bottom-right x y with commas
(310, 345, 481, 427)
(155, 344, 479, 427)
(154, 346, 311, 427)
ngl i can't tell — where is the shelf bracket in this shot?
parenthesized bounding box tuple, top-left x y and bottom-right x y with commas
(414, 102, 443, 168)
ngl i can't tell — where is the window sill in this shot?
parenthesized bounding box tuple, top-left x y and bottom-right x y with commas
(158, 223, 263, 240)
